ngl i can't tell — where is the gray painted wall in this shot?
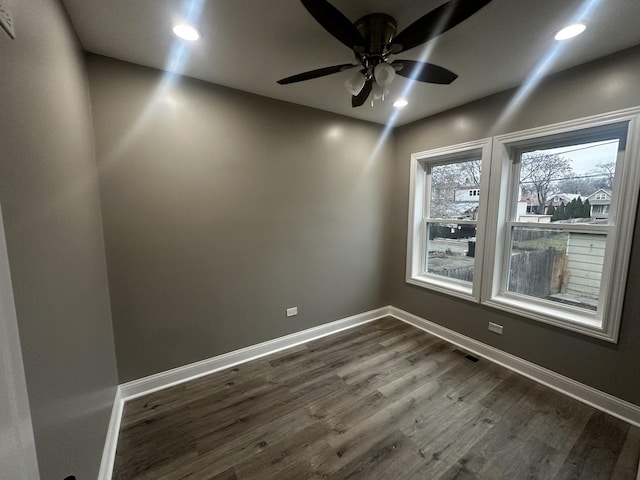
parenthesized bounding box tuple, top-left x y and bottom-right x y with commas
(389, 45, 640, 405)
(87, 55, 394, 382)
(0, 204, 39, 480)
(0, 0, 118, 478)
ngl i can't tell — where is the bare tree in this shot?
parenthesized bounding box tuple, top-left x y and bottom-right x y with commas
(592, 161, 615, 190)
(430, 163, 458, 218)
(555, 177, 597, 196)
(459, 159, 482, 185)
(519, 152, 573, 212)
(430, 160, 482, 219)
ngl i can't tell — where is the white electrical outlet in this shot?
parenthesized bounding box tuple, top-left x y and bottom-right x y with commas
(488, 322, 503, 335)
(0, 1, 15, 39)
(286, 307, 298, 317)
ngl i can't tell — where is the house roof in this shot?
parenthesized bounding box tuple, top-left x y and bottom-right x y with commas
(548, 193, 582, 204)
(586, 188, 612, 199)
(586, 188, 612, 205)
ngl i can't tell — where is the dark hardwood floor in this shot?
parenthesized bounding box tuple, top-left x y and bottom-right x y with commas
(112, 317, 640, 479)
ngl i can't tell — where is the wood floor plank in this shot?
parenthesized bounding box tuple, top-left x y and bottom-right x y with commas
(233, 421, 331, 480)
(209, 468, 238, 480)
(119, 384, 190, 429)
(112, 317, 640, 480)
(611, 426, 640, 480)
(553, 410, 632, 480)
(307, 385, 389, 433)
(326, 429, 417, 480)
(478, 370, 537, 415)
(191, 374, 343, 453)
(446, 413, 531, 479)
(192, 406, 319, 473)
(521, 384, 594, 453)
(408, 402, 501, 469)
(113, 411, 198, 479)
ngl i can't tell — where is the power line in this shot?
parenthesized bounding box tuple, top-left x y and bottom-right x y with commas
(520, 172, 612, 184)
(525, 140, 619, 157)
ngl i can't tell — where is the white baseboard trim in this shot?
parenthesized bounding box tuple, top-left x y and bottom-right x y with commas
(119, 307, 390, 401)
(98, 386, 124, 480)
(388, 306, 640, 428)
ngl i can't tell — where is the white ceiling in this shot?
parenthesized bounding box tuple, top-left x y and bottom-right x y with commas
(62, 0, 640, 126)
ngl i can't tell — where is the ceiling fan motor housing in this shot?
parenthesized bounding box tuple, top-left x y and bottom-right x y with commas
(355, 13, 397, 63)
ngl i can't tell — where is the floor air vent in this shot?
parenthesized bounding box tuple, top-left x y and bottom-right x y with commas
(452, 349, 479, 363)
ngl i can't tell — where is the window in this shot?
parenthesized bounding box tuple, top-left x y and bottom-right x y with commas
(406, 139, 492, 302)
(407, 108, 640, 342)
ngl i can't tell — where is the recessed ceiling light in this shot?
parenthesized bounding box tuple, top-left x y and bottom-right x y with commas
(173, 24, 200, 41)
(393, 98, 409, 108)
(554, 24, 586, 41)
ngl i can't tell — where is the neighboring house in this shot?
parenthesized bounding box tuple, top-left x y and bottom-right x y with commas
(522, 193, 590, 217)
(586, 188, 612, 219)
(454, 186, 480, 203)
(547, 193, 582, 208)
(430, 185, 479, 219)
(563, 233, 606, 306)
(519, 193, 541, 214)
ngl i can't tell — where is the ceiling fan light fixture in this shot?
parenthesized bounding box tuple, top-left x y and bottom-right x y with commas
(345, 70, 366, 96)
(173, 24, 200, 41)
(374, 62, 396, 87)
(372, 83, 389, 101)
(554, 23, 586, 41)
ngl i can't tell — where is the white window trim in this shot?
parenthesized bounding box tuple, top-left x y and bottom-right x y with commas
(481, 107, 640, 343)
(406, 138, 493, 303)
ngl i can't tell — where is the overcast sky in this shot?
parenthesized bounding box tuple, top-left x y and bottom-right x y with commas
(532, 140, 619, 175)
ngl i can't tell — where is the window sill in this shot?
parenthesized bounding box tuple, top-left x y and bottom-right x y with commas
(406, 274, 477, 303)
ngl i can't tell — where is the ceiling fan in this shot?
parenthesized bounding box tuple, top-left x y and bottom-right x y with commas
(277, 0, 493, 107)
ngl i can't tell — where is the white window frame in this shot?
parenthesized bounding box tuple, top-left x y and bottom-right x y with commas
(482, 108, 640, 342)
(406, 139, 492, 302)
(406, 107, 640, 343)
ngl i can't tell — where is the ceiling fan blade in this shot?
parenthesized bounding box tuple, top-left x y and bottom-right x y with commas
(277, 64, 356, 85)
(352, 79, 373, 107)
(392, 60, 458, 84)
(300, 0, 366, 49)
(390, 0, 492, 53)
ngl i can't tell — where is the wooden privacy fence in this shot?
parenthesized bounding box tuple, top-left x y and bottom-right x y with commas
(431, 265, 474, 282)
(512, 228, 554, 242)
(429, 247, 571, 297)
(430, 251, 558, 287)
(508, 248, 566, 298)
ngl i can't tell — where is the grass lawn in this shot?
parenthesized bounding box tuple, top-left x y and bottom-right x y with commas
(512, 231, 568, 253)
